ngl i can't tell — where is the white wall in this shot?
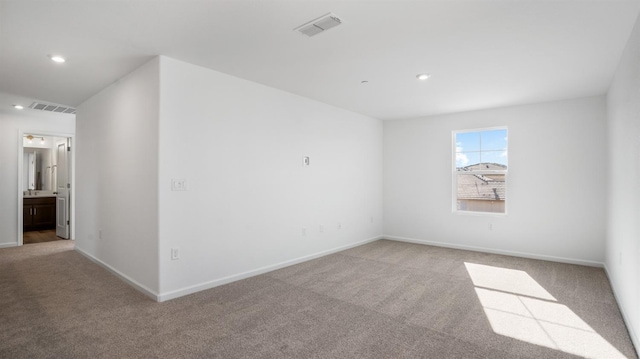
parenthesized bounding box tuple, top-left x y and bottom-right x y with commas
(606, 13, 640, 351)
(0, 106, 75, 247)
(75, 58, 160, 295)
(157, 57, 383, 300)
(384, 96, 607, 265)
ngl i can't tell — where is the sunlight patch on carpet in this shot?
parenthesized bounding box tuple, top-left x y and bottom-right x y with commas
(465, 263, 626, 359)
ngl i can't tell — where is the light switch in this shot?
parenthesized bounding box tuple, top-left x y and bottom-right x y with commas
(171, 179, 187, 191)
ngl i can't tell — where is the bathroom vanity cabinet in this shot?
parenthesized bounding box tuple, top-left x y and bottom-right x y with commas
(23, 197, 56, 231)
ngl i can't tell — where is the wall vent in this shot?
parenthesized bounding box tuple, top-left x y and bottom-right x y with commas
(294, 13, 343, 37)
(29, 101, 76, 114)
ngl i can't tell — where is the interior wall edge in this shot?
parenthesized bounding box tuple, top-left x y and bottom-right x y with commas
(603, 263, 640, 357)
(157, 235, 383, 302)
(383, 235, 605, 268)
(74, 246, 159, 302)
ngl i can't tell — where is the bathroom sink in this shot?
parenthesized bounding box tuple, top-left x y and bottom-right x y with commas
(23, 192, 56, 198)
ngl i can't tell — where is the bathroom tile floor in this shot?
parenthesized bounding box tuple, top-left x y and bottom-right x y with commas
(23, 229, 62, 244)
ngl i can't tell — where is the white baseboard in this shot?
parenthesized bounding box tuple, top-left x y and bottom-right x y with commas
(383, 235, 604, 268)
(157, 235, 383, 302)
(74, 246, 160, 301)
(0, 242, 18, 248)
(603, 264, 640, 357)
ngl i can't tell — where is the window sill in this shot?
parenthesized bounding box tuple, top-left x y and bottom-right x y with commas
(453, 210, 507, 217)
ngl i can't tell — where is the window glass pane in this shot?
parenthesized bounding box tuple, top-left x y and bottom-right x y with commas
(481, 129, 507, 151)
(480, 150, 508, 168)
(456, 151, 480, 169)
(456, 173, 506, 213)
(456, 132, 480, 152)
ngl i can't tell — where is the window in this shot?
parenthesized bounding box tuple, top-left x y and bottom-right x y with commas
(454, 128, 508, 214)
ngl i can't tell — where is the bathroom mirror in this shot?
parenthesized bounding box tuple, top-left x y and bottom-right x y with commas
(25, 151, 36, 190)
(23, 148, 52, 191)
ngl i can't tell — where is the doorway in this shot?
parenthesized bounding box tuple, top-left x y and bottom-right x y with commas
(19, 131, 74, 246)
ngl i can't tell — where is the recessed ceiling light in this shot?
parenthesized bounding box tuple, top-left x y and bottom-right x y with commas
(13, 105, 24, 110)
(416, 73, 431, 81)
(49, 55, 66, 63)
(361, 80, 369, 84)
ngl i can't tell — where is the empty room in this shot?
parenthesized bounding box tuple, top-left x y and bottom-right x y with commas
(1, 1, 639, 358)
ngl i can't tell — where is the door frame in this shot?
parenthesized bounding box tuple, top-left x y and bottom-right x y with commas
(17, 129, 75, 246)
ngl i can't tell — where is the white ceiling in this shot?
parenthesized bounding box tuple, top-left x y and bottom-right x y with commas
(1, 0, 639, 120)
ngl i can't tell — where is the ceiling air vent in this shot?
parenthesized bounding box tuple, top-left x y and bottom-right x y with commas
(29, 101, 76, 114)
(294, 13, 343, 37)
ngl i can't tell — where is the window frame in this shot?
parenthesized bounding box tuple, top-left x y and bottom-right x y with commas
(452, 127, 508, 216)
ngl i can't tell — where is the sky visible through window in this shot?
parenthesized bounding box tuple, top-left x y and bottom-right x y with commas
(456, 129, 508, 169)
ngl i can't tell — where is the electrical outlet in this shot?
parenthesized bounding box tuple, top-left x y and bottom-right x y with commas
(171, 179, 187, 191)
(619, 252, 622, 265)
(319, 224, 324, 233)
(370, 216, 374, 223)
(488, 223, 493, 230)
(302, 227, 306, 236)
(338, 222, 342, 230)
(171, 248, 179, 260)
(98, 229, 102, 239)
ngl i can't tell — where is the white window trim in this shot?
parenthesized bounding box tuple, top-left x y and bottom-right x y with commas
(452, 127, 508, 216)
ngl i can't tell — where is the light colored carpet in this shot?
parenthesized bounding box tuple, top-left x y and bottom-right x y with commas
(0, 239, 636, 358)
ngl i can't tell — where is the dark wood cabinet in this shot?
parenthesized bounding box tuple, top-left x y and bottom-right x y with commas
(24, 197, 56, 232)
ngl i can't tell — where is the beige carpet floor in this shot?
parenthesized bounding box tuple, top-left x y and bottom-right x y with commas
(0, 239, 636, 358)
